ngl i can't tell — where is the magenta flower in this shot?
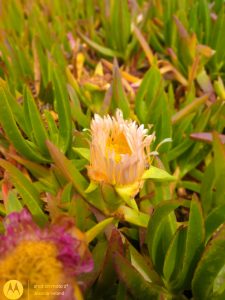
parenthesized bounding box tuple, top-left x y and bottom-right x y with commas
(0, 209, 93, 300)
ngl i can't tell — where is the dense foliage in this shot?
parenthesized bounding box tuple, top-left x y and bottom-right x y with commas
(0, 1, 225, 299)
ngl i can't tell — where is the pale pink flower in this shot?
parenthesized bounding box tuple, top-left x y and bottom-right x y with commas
(88, 110, 155, 192)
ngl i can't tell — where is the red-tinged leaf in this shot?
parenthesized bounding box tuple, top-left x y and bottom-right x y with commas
(94, 229, 124, 297)
(114, 252, 166, 300)
(7, 154, 59, 194)
(190, 132, 225, 144)
(46, 140, 88, 197)
(133, 24, 155, 66)
(171, 94, 208, 125)
(128, 241, 162, 285)
(86, 217, 114, 243)
(79, 240, 108, 290)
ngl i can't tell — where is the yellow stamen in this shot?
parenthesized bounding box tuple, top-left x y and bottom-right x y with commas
(106, 132, 131, 162)
(0, 241, 64, 300)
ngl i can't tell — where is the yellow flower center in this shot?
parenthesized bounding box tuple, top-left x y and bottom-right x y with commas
(0, 241, 65, 300)
(106, 132, 131, 162)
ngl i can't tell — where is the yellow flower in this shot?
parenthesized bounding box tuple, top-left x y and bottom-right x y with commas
(88, 110, 155, 193)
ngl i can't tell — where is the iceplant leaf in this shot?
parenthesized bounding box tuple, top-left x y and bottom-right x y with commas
(205, 203, 225, 242)
(128, 241, 162, 284)
(114, 252, 166, 300)
(110, 0, 131, 53)
(46, 140, 88, 197)
(142, 166, 176, 182)
(23, 87, 49, 156)
(114, 205, 150, 228)
(147, 200, 189, 274)
(169, 195, 205, 291)
(212, 131, 225, 207)
(78, 30, 123, 58)
(192, 224, 225, 300)
(73, 147, 90, 161)
(80, 240, 108, 290)
(52, 68, 72, 153)
(163, 226, 187, 285)
(5, 190, 23, 214)
(94, 229, 123, 297)
(135, 66, 161, 124)
(0, 159, 48, 226)
(85, 217, 114, 243)
(7, 153, 59, 194)
(190, 132, 225, 144)
(0, 87, 49, 163)
(2, 86, 28, 136)
(111, 58, 130, 118)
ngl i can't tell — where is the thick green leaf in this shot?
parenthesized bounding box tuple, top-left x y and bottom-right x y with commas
(114, 253, 165, 300)
(0, 87, 48, 163)
(192, 225, 225, 300)
(171, 95, 208, 125)
(100, 183, 123, 212)
(170, 195, 205, 291)
(86, 217, 114, 243)
(80, 240, 108, 290)
(135, 65, 172, 149)
(147, 200, 189, 273)
(212, 132, 225, 207)
(128, 241, 162, 285)
(68, 197, 89, 231)
(46, 141, 88, 197)
(78, 31, 123, 58)
(73, 147, 90, 161)
(110, 0, 131, 53)
(163, 226, 187, 284)
(23, 87, 49, 155)
(94, 229, 124, 297)
(5, 190, 23, 214)
(1, 85, 28, 135)
(8, 153, 59, 194)
(142, 166, 176, 182)
(0, 159, 48, 226)
(52, 68, 72, 153)
(135, 66, 162, 124)
(114, 205, 150, 228)
(44, 110, 59, 145)
(68, 84, 90, 128)
(178, 181, 200, 193)
(200, 161, 215, 214)
(111, 59, 130, 118)
(205, 203, 225, 242)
